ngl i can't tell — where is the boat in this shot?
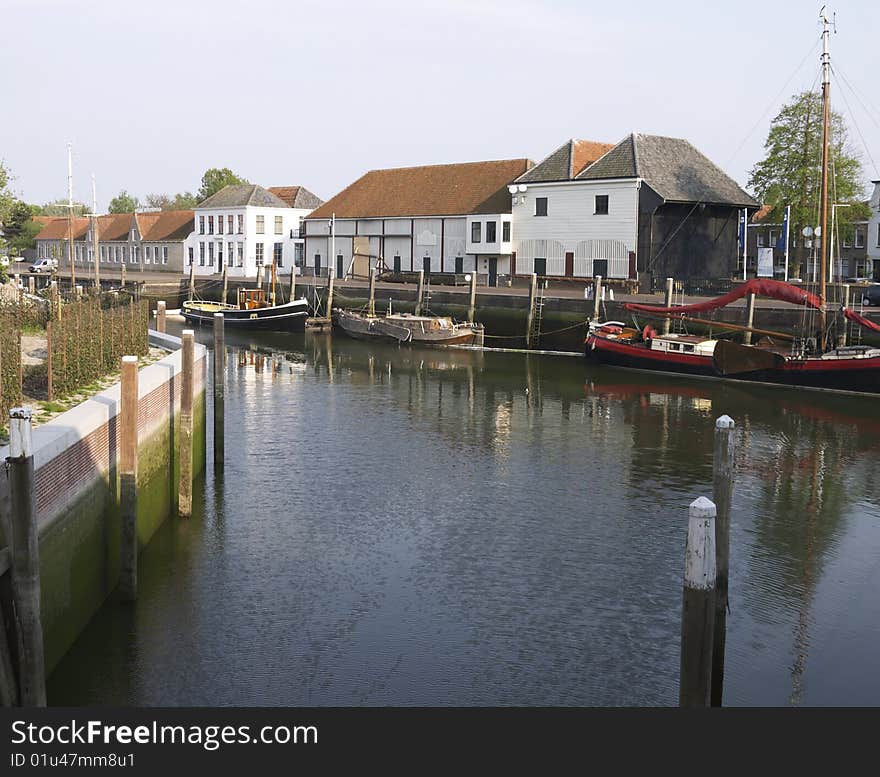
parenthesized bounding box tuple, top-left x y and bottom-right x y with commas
(335, 309, 484, 347)
(183, 288, 309, 331)
(586, 11, 880, 395)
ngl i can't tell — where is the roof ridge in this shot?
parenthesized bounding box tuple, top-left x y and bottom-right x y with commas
(631, 133, 639, 178)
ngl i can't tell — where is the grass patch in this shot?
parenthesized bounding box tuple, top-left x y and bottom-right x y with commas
(40, 401, 67, 414)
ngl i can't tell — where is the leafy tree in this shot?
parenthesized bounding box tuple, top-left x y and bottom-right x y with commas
(748, 90, 871, 242)
(172, 191, 199, 209)
(108, 190, 140, 213)
(4, 200, 42, 254)
(41, 200, 88, 216)
(145, 191, 199, 210)
(197, 168, 249, 202)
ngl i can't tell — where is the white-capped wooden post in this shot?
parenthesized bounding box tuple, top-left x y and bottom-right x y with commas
(188, 260, 195, 301)
(743, 292, 757, 345)
(661, 277, 674, 335)
(326, 267, 335, 318)
(156, 300, 166, 333)
(213, 313, 224, 472)
(7, 408, 47, 706)
(468, 272, 477, 323)
(368, 267, 377, 317)
(711, 415, 735, 706)
(414, 270, 425, 316)
(525, 273, 538, 348)
(838, 284, 850, 348)
(75, 284, 83, 300)
(28, 275, 35, 294)
(179, 330, 194, 518)
(680, 496, 717, 707)
(119, 356, 139, 602)
(120, 262, 126, 289)
(591, 275, 603, 321)
(221, 263, 229, 306)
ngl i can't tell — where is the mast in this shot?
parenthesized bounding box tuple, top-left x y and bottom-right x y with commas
(818, 6, 832, 350)
(91, 173, 100, 291)
(67, 143, 76, 289)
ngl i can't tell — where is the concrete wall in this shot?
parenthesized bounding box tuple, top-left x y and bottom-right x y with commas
(0, 333, 207, 673)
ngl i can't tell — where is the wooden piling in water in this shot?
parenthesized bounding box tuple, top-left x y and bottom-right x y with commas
(591, 275, 603, 321)
(119, 356, 139, 602)
(179, 330, 194, 518)
(327, 268, 335, 317)
(838, 284, 850, 348)
(525, 273, 538, 348)
(662, 277, 674, 336)
(213, 313, 224, 472)
(680, 496, 717, 708)
(468, 272, 477, 323)
(711, 415, 735, 706)
(743, 292, 756, 345)
(221, 264, 228, 306)
(7, 408, 47, 706)
(156, 300, 166, 333)
(415, 270, 425, 316)
(368, 268, 377, 317)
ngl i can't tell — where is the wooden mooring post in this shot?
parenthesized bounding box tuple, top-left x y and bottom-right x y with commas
(7, 408, 47, 706)
(838, 284, 850, 348)
(120, 262, 126, 289)
(28, 275, 35, 294)
(368, 268, 377, 317)
(221, 263, 229, 305)
(525, 273, 538, 348)
(468, 271, 477, 323)
(179, 330, 194, 518)
(213, 313, 225, 472)
(711, 415, 735, 706)
(414, 270, 425, 316)
(661, 277, 674, 336)
(680, 496, 717, 707)
(743, 292, 757, 346)
(156, 300, 166, 333)
(119, 356, 139, 602)
(591, 275, 603, 321)
(326, 268, 336, 317)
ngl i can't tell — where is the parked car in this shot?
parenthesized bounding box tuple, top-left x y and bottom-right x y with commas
(861, 284, 880, 307)
(28, 257, 57, 274)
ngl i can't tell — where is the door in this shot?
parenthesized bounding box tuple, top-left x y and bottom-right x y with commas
(533, 257, 546, 277)
(488, 257, 498, 287)
(393, 255, 401, 274)
(336, 253, 344, 279)
(593, 258, 608, 278)
(423, 256, 431, 275)
(315, 254, 322, 277)
(454, 256, 463, 275)
(564, 251, 574, 277)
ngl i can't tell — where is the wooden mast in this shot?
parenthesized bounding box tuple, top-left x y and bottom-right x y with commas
(818, 7, 832, 351)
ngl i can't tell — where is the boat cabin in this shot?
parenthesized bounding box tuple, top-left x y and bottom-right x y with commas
(238, 289, 270, 310)
(648, 333, 717, 357)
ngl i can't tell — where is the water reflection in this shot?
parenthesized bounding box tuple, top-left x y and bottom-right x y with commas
(47, 329, 880, 706)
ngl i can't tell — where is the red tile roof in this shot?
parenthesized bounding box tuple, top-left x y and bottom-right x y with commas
(96, 213, 132, 242)
(571, 140, 615, 177)
(35, 217, 90, 240)
(308, 159, 533, 220)
(135, 210, 194, 241)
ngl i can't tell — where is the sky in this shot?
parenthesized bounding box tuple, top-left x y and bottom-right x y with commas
(1, 0, 878, 211)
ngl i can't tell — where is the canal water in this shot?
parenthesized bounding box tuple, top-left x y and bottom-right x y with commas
(48, 326, 880, 706)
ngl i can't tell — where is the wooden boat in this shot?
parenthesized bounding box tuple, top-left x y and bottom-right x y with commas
(335, 309, 484, 346)
(183, 288, 308, 331)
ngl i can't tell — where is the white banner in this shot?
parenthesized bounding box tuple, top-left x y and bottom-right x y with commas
(758, 247, 774, 278)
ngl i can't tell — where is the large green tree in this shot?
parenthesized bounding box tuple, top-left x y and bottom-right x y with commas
(108, 190, 141, 213)
(748, 90, 871, 239)
(41, 199, 88, 216)
(197, 168, 248, 202)
(145, 191, 199, 210)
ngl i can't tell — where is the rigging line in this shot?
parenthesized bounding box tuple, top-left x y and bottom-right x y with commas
(830, 64, 880, 180)
(833, 62, 880, 132)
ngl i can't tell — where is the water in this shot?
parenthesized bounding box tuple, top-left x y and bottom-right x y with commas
(48, 326, 880, 705)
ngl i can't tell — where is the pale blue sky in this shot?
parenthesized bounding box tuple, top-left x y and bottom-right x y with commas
(1, 0, 878, 209)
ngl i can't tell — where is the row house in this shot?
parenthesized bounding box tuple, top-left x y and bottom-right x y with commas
(34, 217, 90, 261)
(511, 134, 758, 290)
(191, 184, 322, 278)
(868, 181, 880, 278)
(302, 159, 532, 285)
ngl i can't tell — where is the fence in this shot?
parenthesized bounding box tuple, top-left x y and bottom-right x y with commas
(0, 303, 23, 423)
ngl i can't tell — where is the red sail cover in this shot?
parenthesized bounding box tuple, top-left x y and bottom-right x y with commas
(843, 307, 880, 334)
(624, 278, 823, 315)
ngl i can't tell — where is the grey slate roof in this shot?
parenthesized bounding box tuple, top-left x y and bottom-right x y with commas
(514, 139, 614, 183)
(577, 133, 757, 207)
(268, 186, 324, 209)
(196, 184, 289, 209)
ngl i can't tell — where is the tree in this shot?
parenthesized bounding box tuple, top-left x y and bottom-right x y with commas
(197, 168, 249, 202)
(748, 91, 871, 242)
(4, 201, 42, 254)
(41, 200, 88, 216)
(108, 190, 141, 213)
(145, 191, 199, 210)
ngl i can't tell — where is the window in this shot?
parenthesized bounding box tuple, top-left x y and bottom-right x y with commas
(274, 242, 283, 266)
(256, 215, 265, 234)
(294, 244, 304, 267)
(208, 216, 214, 234)
(228, 242, 234, 267)
(208, 242, 214, 266)
(855, 229, 864, 248)
(486, 221, 496, 243)
(101, 245, 107, 262)
(188, 247, 194, 265)
(877, 224, 880, 247)
(594, 195, 609, 215)
(535, 197, 548, 217)
(757, 232, 765, 247)
(199, 242, 206, 266)
(237, 243, 244, 267)
(237, 214, 244, 234)
(218, 215, 224, 234)
(145, 246, 152, 263)
(256, 242, 264, 265)
(274, 215, 283, 234)
(471, 222, 481, 243)
(227, 215, 233, 235)
(217, 244, 223, 266)
(502, 221, 510, 242)
(163, 246, 168, 264)
(133, 246, 139, 263)
(199, 216, 205, 234)
(768, 230, 777, 246)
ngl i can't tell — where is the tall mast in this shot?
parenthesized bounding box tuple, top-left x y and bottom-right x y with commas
(91, 173, 101, 291)
(818, 7, 832, 350)
(67, 143, 76, 289)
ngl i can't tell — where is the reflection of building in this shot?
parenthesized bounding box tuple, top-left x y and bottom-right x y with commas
(302, 159, 532, 286)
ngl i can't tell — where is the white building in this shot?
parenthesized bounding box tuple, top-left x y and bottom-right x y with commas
(191, 184, 322, 277)
(302, 159, 532, 286)
(867, 180, 880, 278)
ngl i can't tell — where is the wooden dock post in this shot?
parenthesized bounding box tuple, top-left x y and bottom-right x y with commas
(179, 330, 194, 518)
(591, 275, 603, 321)
(7, 408, 47, 706)
(326, 268, 336, 318)
(28, 275, 35, 294)
(368, 267, 377, 317)
(468, 272, 477, 323)
(50, 280, 60, 321)
(188, 261, 195, 301)
(838, 284, 850, 347)
(680, 496, 717, 708)
(743, 292, 757, 345)
(711, 415, 735, 706)
(121, 262, 126, 289)
(221, 263, 229, 305)
(414, 270, 425, 316)
(119, 356, 139, 602)
(661, 277, 674, 335)
(213, 313, 225, 472)
(525, 273, 538, 348)
(156, 300, 166, 333)
(75, 284, 83, 300)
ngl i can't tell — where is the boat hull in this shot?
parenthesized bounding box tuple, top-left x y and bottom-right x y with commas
(336, 310, 484, 346)
(182, 299, 308, 332)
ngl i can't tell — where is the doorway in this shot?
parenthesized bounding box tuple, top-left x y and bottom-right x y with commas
(488, 257, 498, 287)
(336, 254, 344, 279)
